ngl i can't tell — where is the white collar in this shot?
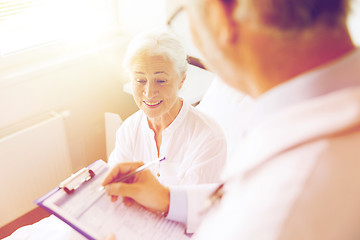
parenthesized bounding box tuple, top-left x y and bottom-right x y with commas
(141, 99, 189, 135)
(246, 48, 360, 132)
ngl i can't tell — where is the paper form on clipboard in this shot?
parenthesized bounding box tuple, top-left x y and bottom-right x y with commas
(35, 160, 190, 240)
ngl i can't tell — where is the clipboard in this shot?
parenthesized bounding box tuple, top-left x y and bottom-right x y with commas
(35, 160, 190, 240)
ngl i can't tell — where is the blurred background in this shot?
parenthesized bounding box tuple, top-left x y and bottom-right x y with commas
(0, 0, 359, 231)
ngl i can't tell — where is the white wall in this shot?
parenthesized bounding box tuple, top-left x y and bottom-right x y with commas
(0, 37, 139, 172)
(117, 0, 167, 35)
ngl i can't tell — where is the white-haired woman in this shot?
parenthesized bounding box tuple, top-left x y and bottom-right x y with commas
(108, 29, 226, 186)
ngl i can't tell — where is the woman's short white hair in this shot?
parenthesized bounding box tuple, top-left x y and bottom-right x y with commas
(123, 28, 188, 76)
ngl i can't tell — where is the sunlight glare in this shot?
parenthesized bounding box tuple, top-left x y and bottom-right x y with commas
(0, 0, 112, 56)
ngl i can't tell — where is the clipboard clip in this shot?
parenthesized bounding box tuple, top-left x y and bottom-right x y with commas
(59, 167, 95, 194)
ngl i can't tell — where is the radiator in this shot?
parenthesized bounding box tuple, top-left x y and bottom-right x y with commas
(0, 111, 73, 226)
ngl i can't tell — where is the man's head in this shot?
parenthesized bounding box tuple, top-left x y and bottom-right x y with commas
(185, 0, 353, 97)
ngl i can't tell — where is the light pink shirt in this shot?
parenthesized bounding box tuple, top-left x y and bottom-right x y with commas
(168, 49, 360, 239)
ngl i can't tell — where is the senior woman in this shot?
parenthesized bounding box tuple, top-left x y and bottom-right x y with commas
(108, 29, 226, 185)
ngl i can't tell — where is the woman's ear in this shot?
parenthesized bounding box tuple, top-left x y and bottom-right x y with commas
(179, 73, 186, 89)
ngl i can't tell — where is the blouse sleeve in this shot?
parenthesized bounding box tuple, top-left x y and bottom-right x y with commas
(179, 131, 227, 185)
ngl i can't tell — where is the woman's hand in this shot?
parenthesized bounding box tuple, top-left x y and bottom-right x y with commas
(101, 162, 170, 214)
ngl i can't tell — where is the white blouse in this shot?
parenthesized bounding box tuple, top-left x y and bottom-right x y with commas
(108, 101, 227, 185)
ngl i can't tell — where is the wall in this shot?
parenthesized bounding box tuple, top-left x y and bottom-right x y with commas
(0, 36, 139, 172)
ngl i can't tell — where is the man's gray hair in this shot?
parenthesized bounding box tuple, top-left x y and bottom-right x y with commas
(123, 29, 188, 76)
(235, 0, 350, 30)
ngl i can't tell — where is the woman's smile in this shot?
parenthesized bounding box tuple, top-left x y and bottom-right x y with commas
(143, 100, 163, 107)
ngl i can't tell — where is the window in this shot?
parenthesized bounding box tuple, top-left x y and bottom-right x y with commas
(0, 0, 118, 57)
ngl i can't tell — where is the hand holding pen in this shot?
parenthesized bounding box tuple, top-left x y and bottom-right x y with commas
(101, 157, 170, 214)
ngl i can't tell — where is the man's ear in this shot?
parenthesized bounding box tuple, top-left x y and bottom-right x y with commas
(207, 0, 238, 45)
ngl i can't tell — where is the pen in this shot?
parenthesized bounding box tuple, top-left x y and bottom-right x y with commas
(99, 157, 166, 191)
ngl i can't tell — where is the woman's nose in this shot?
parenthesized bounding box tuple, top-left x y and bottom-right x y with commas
(143, 82, 158, 98)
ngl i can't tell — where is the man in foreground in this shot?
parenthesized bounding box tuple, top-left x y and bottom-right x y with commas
(103, 0, 360, 238)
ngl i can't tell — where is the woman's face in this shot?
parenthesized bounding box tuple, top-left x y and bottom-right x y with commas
(130, 54, 185, 121)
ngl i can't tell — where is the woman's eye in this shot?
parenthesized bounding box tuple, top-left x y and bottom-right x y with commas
(136, 79, 146, 84)
(157, 79, 166, 84)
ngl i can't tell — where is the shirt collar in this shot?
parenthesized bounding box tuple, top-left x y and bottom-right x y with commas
(246, 48, 360, 131)
(141, 99, 189, 134)
(164, 99, 188, 134)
